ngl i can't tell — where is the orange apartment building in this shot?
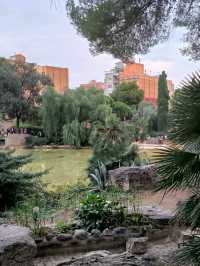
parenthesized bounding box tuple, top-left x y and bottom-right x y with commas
(9, 54, 69, 94)
(119, 61, 174, 104)
(80, 80, 105, 90)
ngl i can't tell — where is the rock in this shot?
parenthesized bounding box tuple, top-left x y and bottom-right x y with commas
(102, 228, 113, 236)
(56, 251, 144, 266)
(73, 229, 88, 240)
(91, 229, 101, 238)
(126, 237, 148, 255)
(139, 205, 174, 226)
(0, 224, 36, 266)
(46, 233, 55, 241)
(112, 227, 128, 238)
(34, 237, 44, 244)
(56, 234, 73, 242)
(109, 165, 157, 191)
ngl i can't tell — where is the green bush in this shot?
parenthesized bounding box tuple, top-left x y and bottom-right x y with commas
(26, 135, 48, 148)
(75, 193, 126, 232)
(55, 220, 75, 233)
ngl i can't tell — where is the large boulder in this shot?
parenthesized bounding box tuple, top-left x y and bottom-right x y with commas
(109, 165, 157, 191)
(0, 224, 36, 266)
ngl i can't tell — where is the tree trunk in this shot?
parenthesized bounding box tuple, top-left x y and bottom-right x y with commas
(16, 117, 20, 129)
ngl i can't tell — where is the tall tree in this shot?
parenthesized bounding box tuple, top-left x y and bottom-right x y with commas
(157, 71, 169, 133)
(66, 0, 200, 61)
(41, 87, 64, 143)
(111, 82, 144, 107)
(0, 59, 51, 128)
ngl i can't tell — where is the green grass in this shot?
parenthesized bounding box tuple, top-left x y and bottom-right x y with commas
(16, 148, 92, 191)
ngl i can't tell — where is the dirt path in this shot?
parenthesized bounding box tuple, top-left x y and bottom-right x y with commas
(140, 190, 190, 211)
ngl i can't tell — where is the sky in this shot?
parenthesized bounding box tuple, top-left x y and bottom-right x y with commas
(0, 0, 199, 88)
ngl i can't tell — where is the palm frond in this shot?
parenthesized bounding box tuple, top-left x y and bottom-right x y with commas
(175, 190, 200, 230)
(168, 72, 200, 150)
(154, 146, 200, 192)
(176, 237, 200, 265)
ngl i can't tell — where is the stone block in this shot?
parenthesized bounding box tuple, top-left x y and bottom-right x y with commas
(126, 237, 148, 255)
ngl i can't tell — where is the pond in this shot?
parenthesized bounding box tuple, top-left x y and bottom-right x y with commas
(16, 148, 92, 191)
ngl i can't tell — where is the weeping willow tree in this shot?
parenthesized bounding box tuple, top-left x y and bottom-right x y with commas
(41, 87, 65, 143)
(155, 72, 200, 265)
(63, 120, 90, 148)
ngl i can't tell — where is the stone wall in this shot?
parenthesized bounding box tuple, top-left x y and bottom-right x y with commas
(5, 133, 29, 147)
(109, 165, 157, 191)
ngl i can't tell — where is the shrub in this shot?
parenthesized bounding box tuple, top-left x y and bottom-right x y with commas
(75, 193, 126, 232)
(26, 135, 48, 148)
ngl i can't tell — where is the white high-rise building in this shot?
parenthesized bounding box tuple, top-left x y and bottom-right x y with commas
(104, 62, 123, 95)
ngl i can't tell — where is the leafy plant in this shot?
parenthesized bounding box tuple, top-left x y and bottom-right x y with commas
(75, 193, 126, 232)
(90, 161, 107, 191)
(56, 220, 75, 233)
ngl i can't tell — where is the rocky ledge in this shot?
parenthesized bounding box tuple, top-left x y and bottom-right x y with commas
(0, 224, 37, 266)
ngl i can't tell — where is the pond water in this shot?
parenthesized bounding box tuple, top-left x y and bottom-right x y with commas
(16, 148, 91, 191)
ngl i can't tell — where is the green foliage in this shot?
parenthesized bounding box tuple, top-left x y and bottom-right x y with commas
(63, 120, 90, 148)
(75, 193, 126, 231)
(155, 72, 200, 265)
(112, 101, 132, 120)
(26, 135, 48, 148)
(90, 114, 131, 165)
(0, 59, 51, 127)
(90, 161, 107, 191)
(56, 220, 75, 233)
(66, 1, 200, 61)
(157, 71, 169, 133)
(90, 104, 112, 123)
(176, 237, 200, 266)
(0, 151, 43, 211)
(41, 87, 65, 143)
(111, 82, 144, 107)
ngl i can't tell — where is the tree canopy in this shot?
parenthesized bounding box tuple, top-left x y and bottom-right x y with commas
(66, 0, 200, 61)
(0, 59, 51, 127)
(111, 82, 144, 107)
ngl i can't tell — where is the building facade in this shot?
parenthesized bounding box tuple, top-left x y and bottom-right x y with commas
(80, 80, 105, 90)
(104, 60, 174, 104)
(10, 54, 69, 94)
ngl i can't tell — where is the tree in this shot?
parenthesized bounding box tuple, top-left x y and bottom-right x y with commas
(111, 82, 144, 107)
(89, 114, 131, 164)
(0, 59, 51, 128)
(66, 0, 200, 61)
(157, 71, 169, 133)
(41, 87, 64, 143)
(0, 151, 41, 211)
(155, 72, 200, 265)
(112, 101, 132, 120)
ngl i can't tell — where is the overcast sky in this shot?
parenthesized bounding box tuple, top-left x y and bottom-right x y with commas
(0, 0, 199, 88)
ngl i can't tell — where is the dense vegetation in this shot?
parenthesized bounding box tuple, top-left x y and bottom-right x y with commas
(0, 151, 43, 211)
(155, 73, 200, 265)
(0, 58, 51, 128)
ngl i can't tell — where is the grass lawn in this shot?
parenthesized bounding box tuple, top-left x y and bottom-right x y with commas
(16, 148, 92, 191)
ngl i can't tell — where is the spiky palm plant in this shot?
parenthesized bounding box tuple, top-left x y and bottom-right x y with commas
(90, 161, 107, 191)
(155, 72, 200, 265)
